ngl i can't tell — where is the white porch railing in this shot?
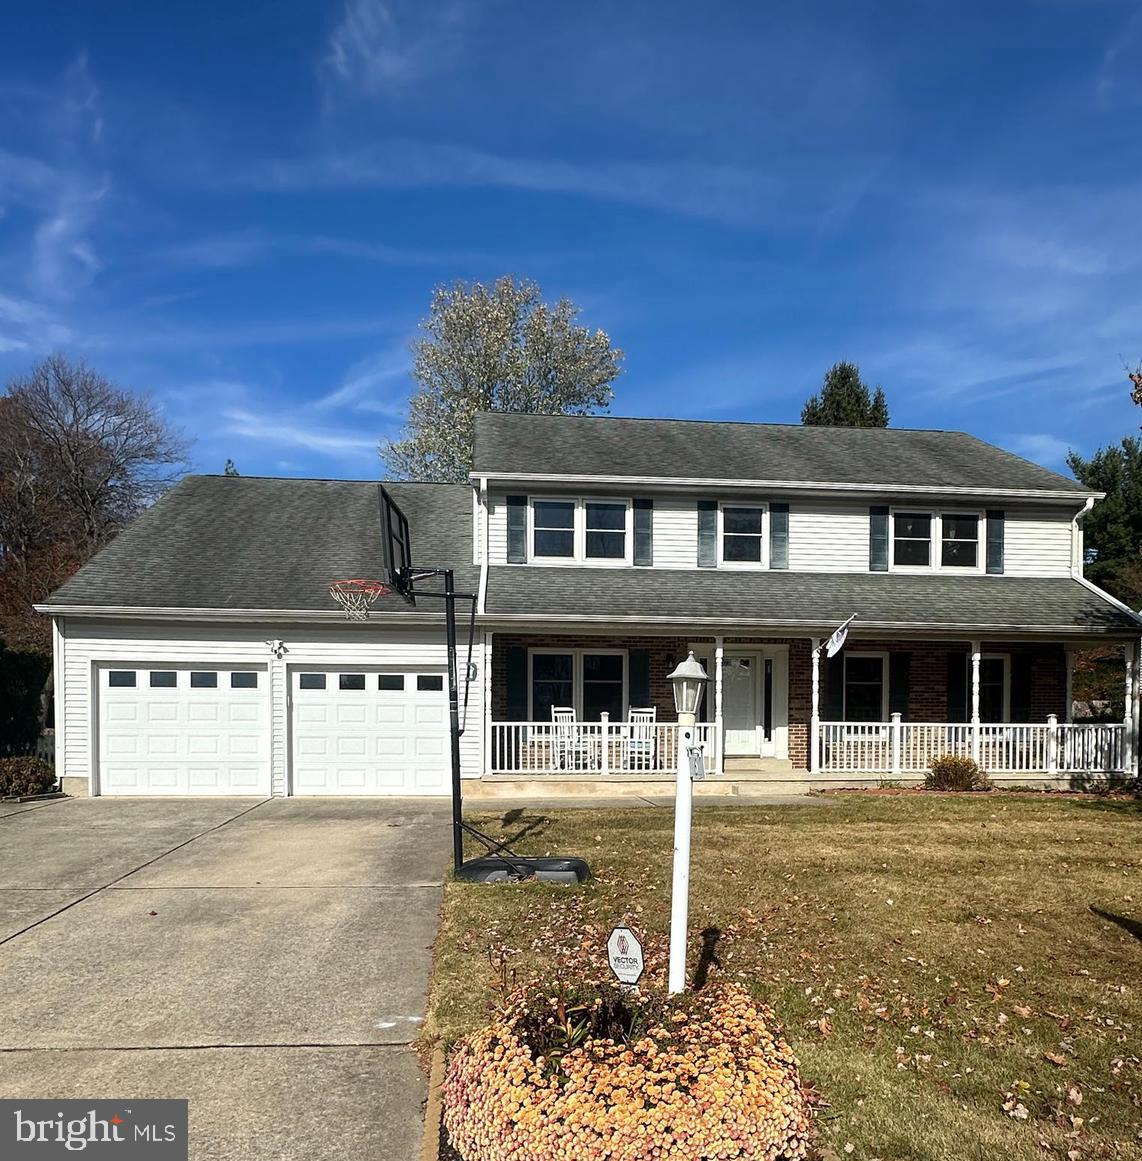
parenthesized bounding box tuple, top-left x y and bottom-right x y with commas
(490, 721, 716, 776)
(819, 718, 1127, 776)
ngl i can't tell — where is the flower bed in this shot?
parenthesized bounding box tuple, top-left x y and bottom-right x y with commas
(443, 980, 812, 1161)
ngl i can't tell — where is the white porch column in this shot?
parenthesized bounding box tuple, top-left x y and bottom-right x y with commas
(1134, 638, 1142, 777)
(713, 636, 724, 774)
(970, 641, 981, 764)
(810, 638, 821, 774)
(1126, 640, 1137, 776)
(483, 631, 493, 775)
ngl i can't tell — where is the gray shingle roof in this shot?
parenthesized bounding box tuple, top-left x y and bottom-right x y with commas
(45, 476, 476, 612)
(484, 568, 1138, 634)
(472, 414, 1090, 495)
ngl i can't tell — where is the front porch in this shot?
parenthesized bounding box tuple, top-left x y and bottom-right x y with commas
(481, 632, 1140, 788)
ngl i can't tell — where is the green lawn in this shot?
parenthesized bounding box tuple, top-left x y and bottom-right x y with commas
(424, 794, 1141, 1161)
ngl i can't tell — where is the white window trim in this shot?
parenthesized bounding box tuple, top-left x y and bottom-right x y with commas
(717, 501, 768, 570)
(527, 648, 629, 719)
(889, 508, 984, 574)
(843, 651, 889, 722)
(975, 652, 1011, 723)
(527, 497, 633, 566)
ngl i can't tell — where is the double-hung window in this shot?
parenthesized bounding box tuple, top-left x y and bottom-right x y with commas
(893, 513, 932, 567)
(978, 655, 1009, 722)
(940, 514, 979, 568)
(843, 654, 887, 722)
(529, 499, 630, 563)
(721, 505, 765, 565)
(891, 511, 981, 570)
(585, 502, 626, 559)
(529, 650, 627, 721)
(532, 500, 575, 559)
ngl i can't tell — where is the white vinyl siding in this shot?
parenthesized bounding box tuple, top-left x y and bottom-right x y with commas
(787, 503, 869, 571)
(1004, 508, 1074, 577)
(487, 492, 1077, 577)
(651, 497, 698, 567)
(488, 494, 508, 563)
(57, 618, 483, 795)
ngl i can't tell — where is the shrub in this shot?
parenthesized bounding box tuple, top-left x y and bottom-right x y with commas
(443, 980, 812, 1161)
(0, 645, 51, 753)
(925, 755, 991, 792)
(0, 756, 57, 798)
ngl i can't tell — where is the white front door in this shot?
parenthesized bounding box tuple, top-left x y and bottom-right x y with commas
(723, 653, 760, 755)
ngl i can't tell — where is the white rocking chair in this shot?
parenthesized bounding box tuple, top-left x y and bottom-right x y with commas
(623, 707, 657, 772)
(551, 706, 596, 770)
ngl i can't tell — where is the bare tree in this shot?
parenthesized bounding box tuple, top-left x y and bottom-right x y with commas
(1, 356, 187, 554)
(0, 355, 188, 653)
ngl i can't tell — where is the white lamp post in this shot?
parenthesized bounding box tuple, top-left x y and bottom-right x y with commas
(667, 650, 709, 994)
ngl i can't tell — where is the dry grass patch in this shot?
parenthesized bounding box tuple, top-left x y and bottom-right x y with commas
(424, 795, 1140, 1160)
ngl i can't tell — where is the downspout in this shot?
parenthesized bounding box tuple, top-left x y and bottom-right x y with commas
(1070, 497, 1094, 579)
(477, 476, 489, 616)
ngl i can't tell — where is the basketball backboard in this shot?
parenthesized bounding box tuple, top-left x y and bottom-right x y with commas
(379, 485, 415, 605)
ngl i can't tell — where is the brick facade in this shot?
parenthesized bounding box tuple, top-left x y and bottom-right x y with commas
(490, 634, 1070, 773)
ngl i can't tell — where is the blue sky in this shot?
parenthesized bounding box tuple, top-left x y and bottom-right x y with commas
(1, 0, 1140, 480)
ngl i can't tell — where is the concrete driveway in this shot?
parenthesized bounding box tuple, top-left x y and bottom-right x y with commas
(0, 796, 451, 1160)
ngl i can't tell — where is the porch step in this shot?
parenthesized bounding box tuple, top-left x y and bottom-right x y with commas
(722, 757, 796, 778)
(466, 775, 812, 800)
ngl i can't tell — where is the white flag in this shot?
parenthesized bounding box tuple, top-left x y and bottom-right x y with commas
(824, 614, 857, 659)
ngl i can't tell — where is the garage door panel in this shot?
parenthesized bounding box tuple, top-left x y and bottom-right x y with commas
(290, 668, 448, 796)
(98, 667, 269, 796)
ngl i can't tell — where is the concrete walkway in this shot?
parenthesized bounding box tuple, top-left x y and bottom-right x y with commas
(0, 797, 451, 1160)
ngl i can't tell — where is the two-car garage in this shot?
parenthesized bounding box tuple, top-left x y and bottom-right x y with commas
(96, 661, 451, 796)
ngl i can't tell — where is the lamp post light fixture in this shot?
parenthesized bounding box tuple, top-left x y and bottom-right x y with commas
(666, 651, 709, 994)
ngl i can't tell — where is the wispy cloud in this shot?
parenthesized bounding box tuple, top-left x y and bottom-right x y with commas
(1008, 433, 1074, 468)
(241, 139, 783, 228)
(220, 407, 381, 457)
(323, 0, 465, 96)
(316, 345, 411, 411)
(1095, 5, 1142, 105)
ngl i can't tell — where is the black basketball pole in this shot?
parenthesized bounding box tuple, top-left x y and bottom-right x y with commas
(443, 567, 465, 872)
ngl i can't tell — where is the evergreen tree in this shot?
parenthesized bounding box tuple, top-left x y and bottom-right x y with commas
(801, 362, 889, 428)
(223, 459, 239, 476)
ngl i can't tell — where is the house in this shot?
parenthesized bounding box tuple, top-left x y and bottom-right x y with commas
(39, 414, 1142, 798)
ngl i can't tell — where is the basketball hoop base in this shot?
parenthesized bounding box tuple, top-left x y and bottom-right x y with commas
(455, 855, 592, 885)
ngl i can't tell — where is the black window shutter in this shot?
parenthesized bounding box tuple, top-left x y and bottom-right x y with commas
(1011, 653, 1033, 722)
(869, 506, 889, 572)
(889, 652, 910, 719)
(823, 654, 845, 720)
(697, 500, 717, 567)
(505, 646, 528, 719)
(633, 499, 653, 566)
(770, 502, 789, 569)
(629, 649, 651, 707)
(986, 510, 1005, 574)
(946, 651, 968, 722)
(506, 495, 527, 564)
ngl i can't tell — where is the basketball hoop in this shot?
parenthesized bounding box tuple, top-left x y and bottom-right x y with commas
(329, 578, 391, 620)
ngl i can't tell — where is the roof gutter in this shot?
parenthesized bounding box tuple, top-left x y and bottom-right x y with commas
(34, 604, 448, 624)
(469, 471, 1099, 503)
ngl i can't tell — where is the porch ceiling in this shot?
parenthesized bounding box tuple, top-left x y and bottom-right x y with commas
(485, 569, 1140, 636)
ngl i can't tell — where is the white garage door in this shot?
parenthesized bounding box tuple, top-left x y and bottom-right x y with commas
(290, 668, 449, 795)
(98, 666, 270, 795)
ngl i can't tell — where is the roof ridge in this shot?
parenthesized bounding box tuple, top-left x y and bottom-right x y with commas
(477, 412, 966, 436)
